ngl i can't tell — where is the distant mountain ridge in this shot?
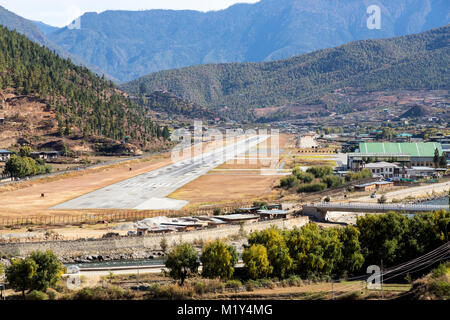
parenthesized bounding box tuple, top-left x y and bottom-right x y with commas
(46, 0, 449, 82)
(0, 6, 115, 80)
(121, 25, 449, 120)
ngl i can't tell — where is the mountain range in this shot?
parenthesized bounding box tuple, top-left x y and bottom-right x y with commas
(38, 0, 450, 82)
(121, 25, 449, 121)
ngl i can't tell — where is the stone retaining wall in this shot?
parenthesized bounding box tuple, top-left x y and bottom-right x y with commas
(0, 217, 309, 258)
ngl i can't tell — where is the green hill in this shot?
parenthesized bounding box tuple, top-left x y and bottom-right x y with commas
(122, 25, 449, 121)
(0, 25, 167, 153)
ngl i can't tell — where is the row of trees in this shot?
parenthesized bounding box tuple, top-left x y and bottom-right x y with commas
(433, 149, 447, 168)
(5, 251, 64, 297)
(280, 166, 351, 193)
(3, 155, 52, 178)
(164, 210, 449, 284)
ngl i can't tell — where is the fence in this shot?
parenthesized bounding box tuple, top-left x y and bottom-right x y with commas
(0, 200, 267, 227)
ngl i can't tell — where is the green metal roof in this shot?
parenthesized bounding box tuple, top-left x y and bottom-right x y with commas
(359, 142, 443, 157)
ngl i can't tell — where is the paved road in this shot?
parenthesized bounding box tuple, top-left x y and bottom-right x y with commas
(52, 135, 269, 210)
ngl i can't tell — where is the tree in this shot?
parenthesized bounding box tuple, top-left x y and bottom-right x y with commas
(439, 153, 447, 168)
(19, 146, 32, 157)
(306, 166, 333, 178)
(285, 224, 342, 278)
(321, 175, 343, 188)
(280, 175, 299, 189)
(165, 243, 199, 285)
(29, 250, 64, 292)
(6, 258, 38, 297)
(335, 226, 364, 276)
(434, 148, 440, 168)
(292, 168, 314, 183)
(248, 227, 293, 278)
(242, 244, 272, 279)
(200, 240, 238, 280)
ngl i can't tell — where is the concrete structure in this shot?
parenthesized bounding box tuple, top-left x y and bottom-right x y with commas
(302, 203, 449, 220)
(214, 214, 260, 224)
(363, 162, 398, 178)
(0, 216, 310, 257)
(257, 209, 290, 220)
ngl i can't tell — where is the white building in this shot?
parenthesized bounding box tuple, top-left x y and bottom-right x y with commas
(363, 162, 399, 178)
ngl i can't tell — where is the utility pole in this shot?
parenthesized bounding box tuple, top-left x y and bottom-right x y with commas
(381, 260, 384, 300)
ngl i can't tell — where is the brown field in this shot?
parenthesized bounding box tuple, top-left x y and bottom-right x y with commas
(168, 134, 291, 205)
(169, 174, 281, 205)
(0, 137, 240, 219)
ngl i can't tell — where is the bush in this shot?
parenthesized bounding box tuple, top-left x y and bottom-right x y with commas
(306, 166, 333, 178)
(292, 168, 314, 183)
(72, 286, 131, 300)
(147, 284, 194, 300)
(428, 280, 450, 299)
(377, 195, 387, 204)
(321, 175, 343, 188)
(282, 275, 302, 287)
(26, 290, 48, 300)
(46, 288, 58, 300)
(225, 279, 242, 289)
(297, 182, 327, 193)
(344, 169, 372, 182)
(431, 263, 447, 279)
(280, 175, 299, 189)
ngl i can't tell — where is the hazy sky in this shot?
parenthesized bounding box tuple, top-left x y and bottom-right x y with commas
(0, 0, 260, 27)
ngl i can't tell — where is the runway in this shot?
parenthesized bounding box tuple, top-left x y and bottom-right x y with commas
(52, 135, 270, 210)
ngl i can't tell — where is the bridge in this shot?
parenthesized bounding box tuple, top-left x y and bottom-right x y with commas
(302, 202, 449, 221)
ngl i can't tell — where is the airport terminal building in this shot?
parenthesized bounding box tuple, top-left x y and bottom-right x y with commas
(348, 142, 443, 170)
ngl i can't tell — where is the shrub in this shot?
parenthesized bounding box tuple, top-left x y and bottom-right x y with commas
(225, 279, 242, 289)
(428, 280, 450, 299)
(46, 288, 58, 300)
(344, 169, 372, 182)
(26, 290, 48, 300)
(431, 263, 447, 279)
(321, 175, 343, 188)
(377, 195, 387, 204)
(147, 284, 194, 300)
(280, 175, 299, 189)
(306, 166, 333, 178)
(72, 286, 131, 300)
(293, 168, 314, 183)
(297, 182, 327, 193)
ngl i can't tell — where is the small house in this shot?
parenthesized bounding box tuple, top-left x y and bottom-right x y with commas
(354, 182, 377, 192)
(0, 149, 12, 162)
(257, 209, 290, 220)
(30, 151, 59, 161)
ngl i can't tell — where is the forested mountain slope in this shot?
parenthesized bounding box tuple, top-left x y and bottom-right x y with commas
(47, 0, 449, 82)
(0, 26, 168, 154)
(122, 25, 449, 120)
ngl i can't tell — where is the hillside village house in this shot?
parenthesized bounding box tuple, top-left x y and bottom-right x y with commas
(348, 142, 443, 170)
(30, 151, 59, 161)
(0, 149, 12, 162)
